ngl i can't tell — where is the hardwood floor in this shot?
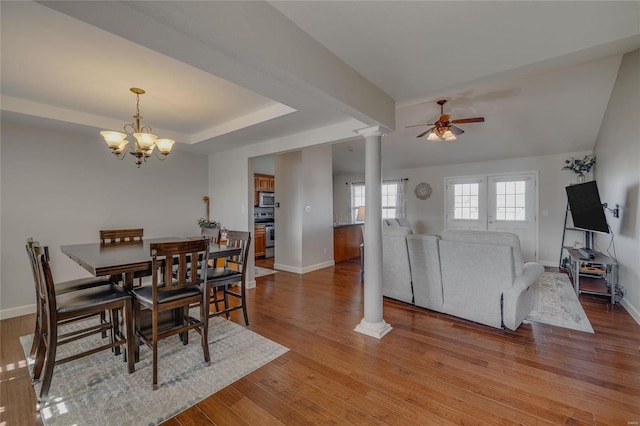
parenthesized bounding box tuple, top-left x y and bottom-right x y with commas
(2, 259, 639, 425)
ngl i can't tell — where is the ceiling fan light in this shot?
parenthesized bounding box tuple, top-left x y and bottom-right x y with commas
(426, 131, 440, 141)
(442, 128, 455, 139)
(445, 134, 457, 141)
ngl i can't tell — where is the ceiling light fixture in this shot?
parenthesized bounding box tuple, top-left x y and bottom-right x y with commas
(426, 126, 457, 142)
(101, 88, 175, 168)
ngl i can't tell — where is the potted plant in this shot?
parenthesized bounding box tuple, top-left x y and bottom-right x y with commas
(562, 154, 596, 183)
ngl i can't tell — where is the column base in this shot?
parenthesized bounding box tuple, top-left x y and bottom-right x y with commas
(354, 318, 392, 339)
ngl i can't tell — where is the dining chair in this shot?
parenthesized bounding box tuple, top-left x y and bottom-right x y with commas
(100, 228, 148, 286)
(132, 239, 211, 390)
(204, 231, 251, 325)
(25, 238, 113, 370)
(31, 242, 135, 401)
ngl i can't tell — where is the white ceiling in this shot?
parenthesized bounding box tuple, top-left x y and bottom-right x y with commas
(2, 1, 639, 174)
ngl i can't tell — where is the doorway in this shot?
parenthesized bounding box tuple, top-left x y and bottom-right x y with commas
(445, 172, 538, 262)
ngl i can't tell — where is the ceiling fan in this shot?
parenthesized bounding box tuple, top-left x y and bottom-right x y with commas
(406, 99, 485, 141)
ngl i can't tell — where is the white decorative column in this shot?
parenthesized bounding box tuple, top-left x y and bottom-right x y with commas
(354, 126, 392, 339)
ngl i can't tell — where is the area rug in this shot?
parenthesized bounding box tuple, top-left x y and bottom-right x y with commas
(255, 266, 277, 278)
(524, 271, 594, 333)
(21, 316, 288, 425)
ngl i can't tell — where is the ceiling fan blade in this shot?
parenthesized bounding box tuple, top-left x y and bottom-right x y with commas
(405, 123, 435, 128)
(450, 125, 465, 136)
(451, 117, 485, 124)
(416, 127, 435, 138)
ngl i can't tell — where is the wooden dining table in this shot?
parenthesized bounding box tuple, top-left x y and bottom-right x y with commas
(60, 237, 242, 291)
(60, 237, 243, 361)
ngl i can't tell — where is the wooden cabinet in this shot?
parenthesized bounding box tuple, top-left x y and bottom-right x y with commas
(254, 224, 266, 258)
(333, 224, 364, 263)
(255, 174, 275, 192)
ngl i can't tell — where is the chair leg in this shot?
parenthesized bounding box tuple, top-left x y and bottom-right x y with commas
(152, 309, 158, 390)
(223, 286, 230, 319)
(111, 308, 121, 356)
(241, 286, 249, 326)
(39, 322, 58, 401)
(201, 291, 210, 365)
(101, 311, 108, 339)
(133, 299, 141, 363)
(124, 299, 135, 374)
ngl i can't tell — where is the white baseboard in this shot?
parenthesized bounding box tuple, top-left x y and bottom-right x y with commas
(621, 298, 640, 326)
(246, 279, 256, 289)
(274, 260, 335, 275)
(0, 303, 36, 320)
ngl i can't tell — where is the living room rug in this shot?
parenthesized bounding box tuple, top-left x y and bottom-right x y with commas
(524, 271, 594, 333)
(21, 316, 288, 426)
(255, 266, 277, 278)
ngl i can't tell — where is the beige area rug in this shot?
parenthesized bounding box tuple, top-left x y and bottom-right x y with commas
(524, 271, 594, 333)
(21, 316, 288, 425)
(255, 266, 277, 278)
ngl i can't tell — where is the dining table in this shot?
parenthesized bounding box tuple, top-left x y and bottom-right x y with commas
(60, 237, 243, 361)
(60, 237, 242, 291)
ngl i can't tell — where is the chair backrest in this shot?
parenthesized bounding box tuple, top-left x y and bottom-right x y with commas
(32, 242, 57, 317)
(223, 231, 251, 271)
(149, 239, 210, 298)
(100, 228, 144, 245)
(200, 227, 220, 244)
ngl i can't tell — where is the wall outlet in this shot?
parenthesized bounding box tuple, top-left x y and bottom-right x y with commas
(305, 205, 311, 212)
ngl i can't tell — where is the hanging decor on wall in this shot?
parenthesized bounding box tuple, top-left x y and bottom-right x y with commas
(414, 182, 432, 200)
(100, 88, 175, 168)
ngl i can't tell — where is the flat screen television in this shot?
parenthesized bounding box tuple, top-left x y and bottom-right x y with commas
(565, 181, 609, 234)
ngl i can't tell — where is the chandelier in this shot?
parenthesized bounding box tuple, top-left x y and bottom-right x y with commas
(100, 88, 175, 168)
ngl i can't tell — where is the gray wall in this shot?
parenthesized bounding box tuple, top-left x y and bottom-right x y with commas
(593, 48, 640, 322)
(1, 119, 208, 318)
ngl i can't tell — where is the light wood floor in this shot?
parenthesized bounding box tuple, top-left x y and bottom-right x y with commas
(2, 259, 639, 425)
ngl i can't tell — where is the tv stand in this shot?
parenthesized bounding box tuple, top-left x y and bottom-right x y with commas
(565, 248, 619, 304)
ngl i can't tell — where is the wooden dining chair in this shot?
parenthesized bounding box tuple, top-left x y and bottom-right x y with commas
(132, 239, 211, 390)
(100, 228, 148, 286)
(25, 238, 113, 370)
(204, 231, 251, 325)
(32, 242, 135, 401)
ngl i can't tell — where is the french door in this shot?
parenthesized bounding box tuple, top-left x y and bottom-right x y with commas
(445, 172, 538, 262)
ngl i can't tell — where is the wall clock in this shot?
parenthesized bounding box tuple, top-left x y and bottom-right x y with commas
(414, 182, 432, 200)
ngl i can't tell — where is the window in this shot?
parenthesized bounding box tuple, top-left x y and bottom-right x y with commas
(495, 180, 526, 221)
(350, 181, 402, 221)
(453, 182, 479, 220)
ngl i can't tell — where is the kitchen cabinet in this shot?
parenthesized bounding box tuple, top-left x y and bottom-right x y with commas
(255, 174, 275, 192)
(333, 224, 364, 263)
(254, 224, 266, 258)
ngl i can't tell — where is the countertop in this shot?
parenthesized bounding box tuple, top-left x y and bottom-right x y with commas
(333, 222, 364, 228)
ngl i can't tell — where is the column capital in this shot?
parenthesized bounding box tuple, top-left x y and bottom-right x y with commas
(355, 125, 390, 138)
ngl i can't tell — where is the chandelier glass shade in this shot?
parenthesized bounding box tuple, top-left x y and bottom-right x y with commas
(101, 88, 175, 167)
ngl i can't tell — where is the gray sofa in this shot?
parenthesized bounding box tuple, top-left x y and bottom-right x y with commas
(382, 225, 544, 330)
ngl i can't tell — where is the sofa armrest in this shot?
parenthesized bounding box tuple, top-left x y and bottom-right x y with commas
(502, 262, 545, 330)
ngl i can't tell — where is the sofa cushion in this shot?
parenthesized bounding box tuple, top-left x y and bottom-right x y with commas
(406, 234, 443, 312)
(441, 230, 524, 276)
(383, 218, 412, 228)
(382, 225, 414, 303)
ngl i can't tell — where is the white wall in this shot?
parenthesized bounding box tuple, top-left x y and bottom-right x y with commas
(593, 48, 640, 323)
(301, 145, 334, 268)
(273, 147, 334, 273)
(334, 150, 594, 266)
(0, 119, 209, 318)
